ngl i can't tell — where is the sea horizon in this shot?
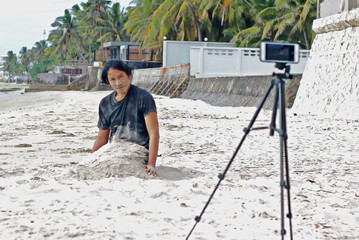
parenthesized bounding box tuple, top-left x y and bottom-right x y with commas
(0, 82, 28, 103)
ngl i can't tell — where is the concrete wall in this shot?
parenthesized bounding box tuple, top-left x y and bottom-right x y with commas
(163, 40, 234, 67)
(190, 47, 309, 77)
(132, 64, 190, 98)
(86, 66, 103, 91)
(292, 8, 359, 119)
(132, 67, 163, 90)
(320, 0, 341, 18)
(38, 73, 70, 85)
(132, 63, 301, 108)
(181, 76, 301, 109)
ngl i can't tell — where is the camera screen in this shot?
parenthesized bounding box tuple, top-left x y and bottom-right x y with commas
(266, 44, 295, 62)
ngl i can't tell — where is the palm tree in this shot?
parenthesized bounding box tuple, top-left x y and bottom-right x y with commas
(3, 51, 18, 81)
(80, 0, 111, 27)
(275, 0, 316, 49)
(47, 29, 68, 64)
(96, 2, 130, 43)
(0, 0, 316, 71)
(19, 47, 32, 78)
(227, 0, 275, 47)
(233, 0, 316, 49)
(126, 0, 212, 51)
(80, 0, 112, 57)
(151, 0, 206, 42)
(50, 9, 88, 63)
(31, 40, 48, 63)
(201, 0, 260, 42)
(125, 0, 158, 46)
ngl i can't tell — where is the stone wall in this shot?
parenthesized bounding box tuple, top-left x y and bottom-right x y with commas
(292, 9, 359, 119)
(182, 75, 301, 109)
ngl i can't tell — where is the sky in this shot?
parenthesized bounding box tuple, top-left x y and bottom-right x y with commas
(0, 0, 133, 56)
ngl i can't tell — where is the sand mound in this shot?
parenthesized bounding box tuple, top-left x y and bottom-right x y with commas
(68, 139, 148, 180)
(67, 139, 201, 180)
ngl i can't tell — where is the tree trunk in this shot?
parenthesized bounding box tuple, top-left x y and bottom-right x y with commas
(303, 29, 309, 50)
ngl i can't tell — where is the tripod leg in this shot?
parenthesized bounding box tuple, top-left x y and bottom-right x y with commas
(244, 79, 276, 133)
(278, 79, 293, 240)
(186, 80, 276, 240)
(270, 79, 279, 136)
(219, 79, 276, 180)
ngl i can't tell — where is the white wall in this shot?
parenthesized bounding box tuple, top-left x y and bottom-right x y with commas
(292, 8, 359, 119)
(163, 40, 234, 67)
(190, 47, 310, 77)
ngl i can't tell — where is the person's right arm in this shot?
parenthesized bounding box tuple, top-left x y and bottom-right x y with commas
(92, 129, 110, 152)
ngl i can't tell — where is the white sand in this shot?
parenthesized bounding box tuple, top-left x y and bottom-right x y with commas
(0, 90, 358, 239)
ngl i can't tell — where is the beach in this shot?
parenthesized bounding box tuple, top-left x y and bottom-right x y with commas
(0, 90, 358, 239)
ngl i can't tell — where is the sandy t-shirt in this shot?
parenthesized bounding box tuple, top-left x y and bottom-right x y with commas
(97, 85, 157, 149)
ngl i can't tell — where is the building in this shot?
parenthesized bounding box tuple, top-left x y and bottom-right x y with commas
(0, 55, 8, 80)
(102, 41, 162, 69)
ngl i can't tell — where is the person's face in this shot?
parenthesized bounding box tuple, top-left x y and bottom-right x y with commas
(107, 68, 131, 94)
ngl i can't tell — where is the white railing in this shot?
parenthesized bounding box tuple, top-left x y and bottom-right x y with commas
(190, 46, 310, 78)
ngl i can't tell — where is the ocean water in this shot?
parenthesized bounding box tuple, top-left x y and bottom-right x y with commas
(0, 89, 24, 101)
(0, 83, 27, 107)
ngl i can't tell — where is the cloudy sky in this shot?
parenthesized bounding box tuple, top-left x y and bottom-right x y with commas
(0, 0, 132, 56)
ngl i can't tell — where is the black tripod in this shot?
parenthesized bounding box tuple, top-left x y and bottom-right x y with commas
(186, 63, 293, 240)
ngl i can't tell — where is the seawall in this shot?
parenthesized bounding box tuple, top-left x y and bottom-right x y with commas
(292, 9, 359, 119)
(131, 64, 301, 109)
(132, 64, 190, 98)
(182, 75, 301, 108)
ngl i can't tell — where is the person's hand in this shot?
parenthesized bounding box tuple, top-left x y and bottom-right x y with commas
(145, 165, 157, 176)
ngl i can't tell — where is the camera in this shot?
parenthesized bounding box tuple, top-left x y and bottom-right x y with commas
(260, 42, 299, 64)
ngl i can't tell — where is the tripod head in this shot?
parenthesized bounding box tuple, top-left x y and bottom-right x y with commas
(273, 63, 293, 80)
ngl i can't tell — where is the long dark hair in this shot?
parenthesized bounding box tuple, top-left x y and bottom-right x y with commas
(101, 60, 133, 84)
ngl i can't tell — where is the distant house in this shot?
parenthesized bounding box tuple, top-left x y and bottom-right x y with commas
(54, 63, 88, 76)
(0, 55, 7, 80)
(101, 41, 162, 69)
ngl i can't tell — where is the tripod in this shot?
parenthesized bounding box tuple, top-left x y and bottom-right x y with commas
(186, 63, 293, 240)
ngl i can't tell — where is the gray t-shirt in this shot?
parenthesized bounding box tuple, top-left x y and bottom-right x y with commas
(97, 85, 157, 149)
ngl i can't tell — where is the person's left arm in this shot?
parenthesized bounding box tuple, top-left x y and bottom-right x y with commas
(144, 111, 159, 173)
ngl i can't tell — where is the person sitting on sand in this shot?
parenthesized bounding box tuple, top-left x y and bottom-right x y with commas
(92, 60, 159, 176)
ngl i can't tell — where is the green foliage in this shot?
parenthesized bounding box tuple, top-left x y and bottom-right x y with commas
(96, 2, 130, 43)
(3, 51, 20, 79)
(29, 61, 53, 80)
(3, 0, 317, 79)
(233, 0, 316, 49)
